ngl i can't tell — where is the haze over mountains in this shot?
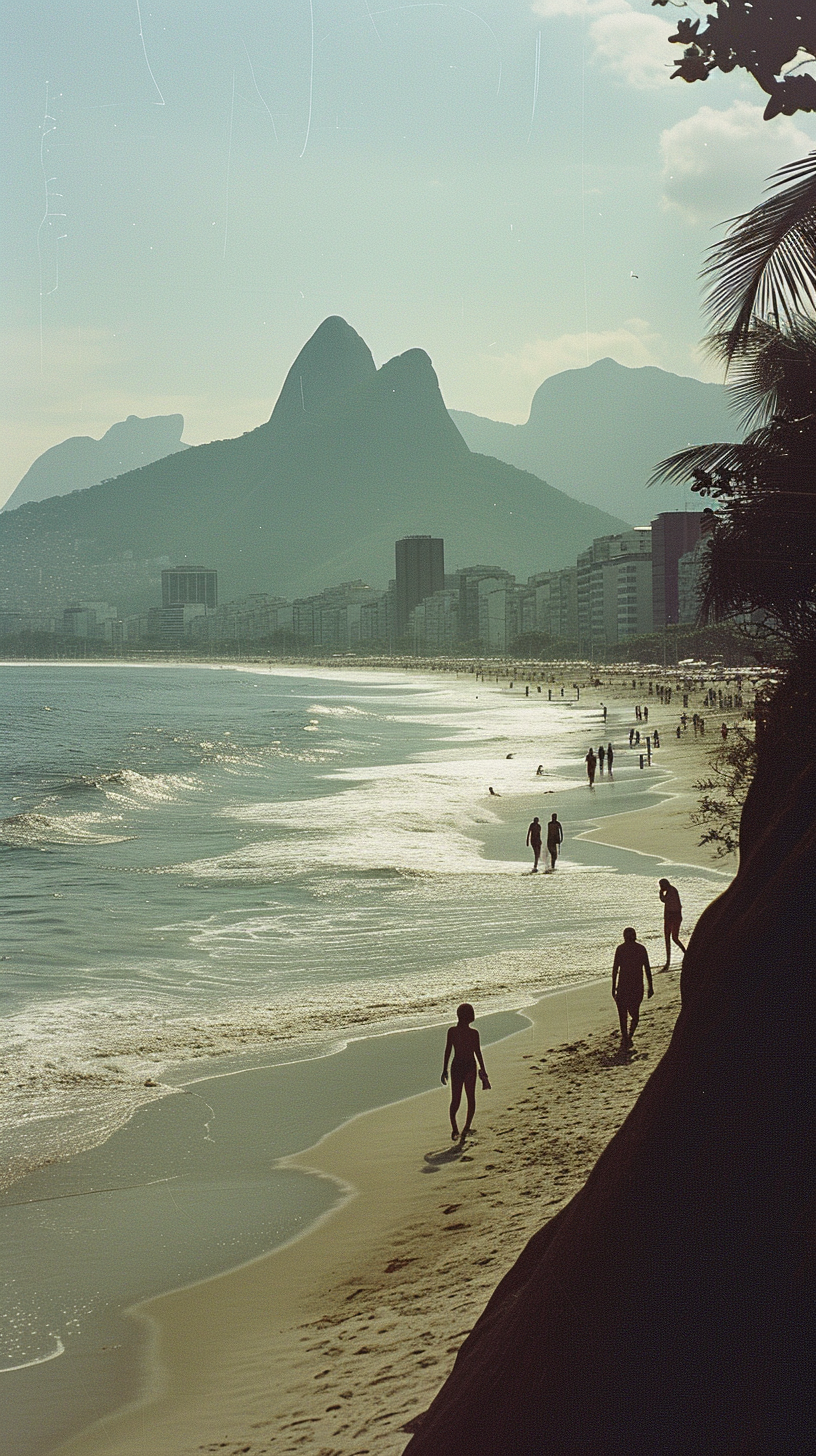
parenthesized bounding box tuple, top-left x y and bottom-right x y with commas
(2, 415, 188, 512)
(450, 359, 738, 526)
(0, 318, 628, 620)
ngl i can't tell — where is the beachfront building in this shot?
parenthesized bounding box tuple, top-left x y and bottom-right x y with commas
(395, 536, 445, 638)
(480, 576, 521, 652)
(197, 594, 294, 645)
(518, 572, 557, 638)
(677, 509, 717, 625)
(406, 588, 460, 652)
(357, 586, 394, 650)
(158, 565, 218, 642)
(455, 566, 516, 648)
(651, 512, 705, 628)
(547, 567, 579, 646)
(161, 566, 217, 610)
(577, 530, 653, 656)
(62, 601, 119, 640)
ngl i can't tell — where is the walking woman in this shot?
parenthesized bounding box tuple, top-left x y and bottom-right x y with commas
(441, 1004, 490, 1140)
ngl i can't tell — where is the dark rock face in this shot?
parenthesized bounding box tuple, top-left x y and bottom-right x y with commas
(405, 658, 816, 1455)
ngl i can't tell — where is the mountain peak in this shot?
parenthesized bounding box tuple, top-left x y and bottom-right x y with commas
(269, 316, 376, 426)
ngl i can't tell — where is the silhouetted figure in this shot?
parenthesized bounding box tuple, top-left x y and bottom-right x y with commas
(629, 728, 635, 747)
(585, 748, 597, 787)
(546, 812, 563, 871)
(612, 926, 653, 1051)
(526, 815, 542, 873)
(441, 1003, 490, 1141)
(653, 728, 660, 748)
(721, 722, 728, 740)
(659, 877, 687, 969)
(536, 764, 544, 776)
(598, 744, 605, 773)
(606, 743, 614, 774)
(488, 786, 500, 796)
(643, 705, 649, 722)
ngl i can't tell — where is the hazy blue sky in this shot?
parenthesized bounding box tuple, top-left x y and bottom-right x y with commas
(3, 0, 815, 506)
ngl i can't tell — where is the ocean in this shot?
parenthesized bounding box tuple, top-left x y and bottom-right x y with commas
(0, 660, 726, 1450)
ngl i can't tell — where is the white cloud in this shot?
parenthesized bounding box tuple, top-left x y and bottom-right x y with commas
(589, 8, 674, 89)
(485, 319, 663, 381)
(660, 100, 813, 224)
(531, 0, 675, 89)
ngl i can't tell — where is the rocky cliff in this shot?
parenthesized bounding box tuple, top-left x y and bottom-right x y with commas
(405, 652, 816, 1454)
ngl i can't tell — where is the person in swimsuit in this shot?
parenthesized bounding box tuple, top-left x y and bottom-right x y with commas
(526, 815, 542, 872)
(441, 1003, 490, 1141)
(659, 878, 687, 969)
(612, 927, 653, 1052)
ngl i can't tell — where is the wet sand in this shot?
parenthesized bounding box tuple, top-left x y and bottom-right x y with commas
(56, 976, 683, 1456)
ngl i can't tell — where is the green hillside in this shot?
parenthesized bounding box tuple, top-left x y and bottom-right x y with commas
(0, 318, 629, 618)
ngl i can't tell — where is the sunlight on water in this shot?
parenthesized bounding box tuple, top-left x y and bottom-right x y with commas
(0, 662, 724, 1192)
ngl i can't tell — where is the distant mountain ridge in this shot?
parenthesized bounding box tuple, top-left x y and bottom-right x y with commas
(0, 318, 628, 619)
(3, 414, 188, 512)
(450, 358, 739, 525)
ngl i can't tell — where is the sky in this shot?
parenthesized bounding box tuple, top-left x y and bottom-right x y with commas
(2, 0, 815, 508)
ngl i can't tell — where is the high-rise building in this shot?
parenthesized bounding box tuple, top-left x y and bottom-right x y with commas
(455, 565, 515, 647)
(395, 537, 444, 638)
(577, 530, 652, 655)
(161, 566, 217, 609)
(651, 513, 704, 627)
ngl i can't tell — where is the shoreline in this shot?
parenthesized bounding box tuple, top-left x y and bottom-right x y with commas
(5, 662, 740, 1453)
(56, 974, 683, 1456)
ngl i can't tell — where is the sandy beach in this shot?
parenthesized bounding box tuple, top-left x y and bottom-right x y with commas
(44, 666, 743, 1456)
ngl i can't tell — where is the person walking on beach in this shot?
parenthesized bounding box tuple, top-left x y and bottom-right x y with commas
(612, 927, 653, 1052)
(598, 744, 605, 773)
(526, 815, 542, 873)
(659, 877, 687, 969)
(585, 747, 597, 787)
(607, 743, 614, 774)
(546, 812, 563, 871)
(441, 1003, 490, 1141)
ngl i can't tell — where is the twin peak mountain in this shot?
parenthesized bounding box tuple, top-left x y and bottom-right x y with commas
(0, 317, 734, 614)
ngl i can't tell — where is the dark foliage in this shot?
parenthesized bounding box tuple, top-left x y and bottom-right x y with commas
(692, 723, 758, 856)
(652, 316, 816, 648)
(653, 0, 816, 118)
(507, 631, 557, 659)
(601, 622, 759, 666)
(704, 152, 816, 362)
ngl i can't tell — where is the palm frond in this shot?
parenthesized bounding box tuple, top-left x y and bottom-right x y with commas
(703, 151, 816, 365)
(718, 315, 816, 428)
(649, 439, 774, 488)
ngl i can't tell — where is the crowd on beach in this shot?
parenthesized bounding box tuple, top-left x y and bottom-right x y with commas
(462, 664, 754, 1147)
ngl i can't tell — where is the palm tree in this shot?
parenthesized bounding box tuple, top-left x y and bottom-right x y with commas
(652, 154, 816, 649)
(704, 150, 816, 363)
